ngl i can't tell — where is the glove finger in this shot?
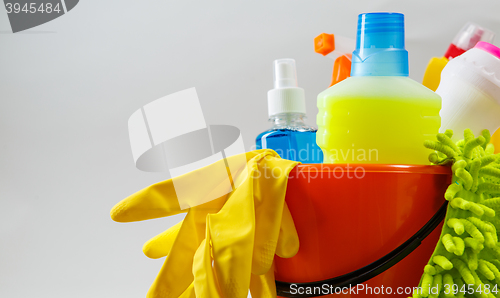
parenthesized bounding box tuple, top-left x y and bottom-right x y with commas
(249, 263, 277, 298)
(143, 194, 227, 259)
(143, 220, 183, 259)
(193, 226, 223, 298)
(146, 210, 206, 298)
(111, 150, 266, 223)
(252, 156, 299, 275)
(208, 164, 258, 298)
(275, 202, 299, 259)
(110, 178, 183, 223)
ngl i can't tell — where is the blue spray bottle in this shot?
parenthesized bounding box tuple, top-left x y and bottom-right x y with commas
(256, 59, 323, 163)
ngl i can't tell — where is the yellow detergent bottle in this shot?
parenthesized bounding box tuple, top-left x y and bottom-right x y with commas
(317, 12, 442, 164)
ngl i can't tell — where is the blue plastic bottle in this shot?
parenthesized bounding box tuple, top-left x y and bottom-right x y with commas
(256, 59, 323, 163)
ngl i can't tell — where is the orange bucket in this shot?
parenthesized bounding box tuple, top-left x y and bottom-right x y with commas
(275, 164, 452, 297)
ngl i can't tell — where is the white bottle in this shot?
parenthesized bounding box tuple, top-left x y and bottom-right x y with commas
(437, 41, 500, 139)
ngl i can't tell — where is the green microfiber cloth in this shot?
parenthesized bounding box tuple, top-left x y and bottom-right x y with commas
(414, 129, 500, 298)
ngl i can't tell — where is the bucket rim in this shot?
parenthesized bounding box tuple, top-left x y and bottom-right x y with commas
(293, 164, 451, 175)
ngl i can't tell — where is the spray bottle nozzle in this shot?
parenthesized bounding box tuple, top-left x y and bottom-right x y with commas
(273, 59, 298, 89)
(314, 33, 355, 61)
(314, 33, 355, 86)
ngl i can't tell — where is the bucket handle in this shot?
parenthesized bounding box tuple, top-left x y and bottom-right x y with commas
(275, 201, 448, 297)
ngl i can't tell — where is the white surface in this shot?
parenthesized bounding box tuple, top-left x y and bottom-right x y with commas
(128, 108, 152, 163)
(1, 1, 500, 297)
(143, 88, 206, 146)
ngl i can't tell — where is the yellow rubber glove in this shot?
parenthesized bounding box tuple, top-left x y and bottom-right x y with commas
(111, 150, 264, 298)
(142, 203, 297, 298)
(111, 150, 300, 298)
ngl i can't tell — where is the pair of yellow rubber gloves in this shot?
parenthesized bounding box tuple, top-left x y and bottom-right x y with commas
(110, 149, 300, 298)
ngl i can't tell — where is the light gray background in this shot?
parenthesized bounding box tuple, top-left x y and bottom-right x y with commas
(1, 1, 499, 297)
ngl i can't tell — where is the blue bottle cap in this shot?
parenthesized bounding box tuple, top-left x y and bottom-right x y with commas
(351, 12, 409, 77)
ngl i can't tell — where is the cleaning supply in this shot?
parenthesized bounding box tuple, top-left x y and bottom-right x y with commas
(317, 12, 442, 164)
(256, 59, 323, 163)
(110, 149, 300, 298)
(314, 33, 355, 86)
(423, 22, 494, 91)
(437, 42, 500, 141)
(416, 129, 500, 298)
(491, 131, 500, 154)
